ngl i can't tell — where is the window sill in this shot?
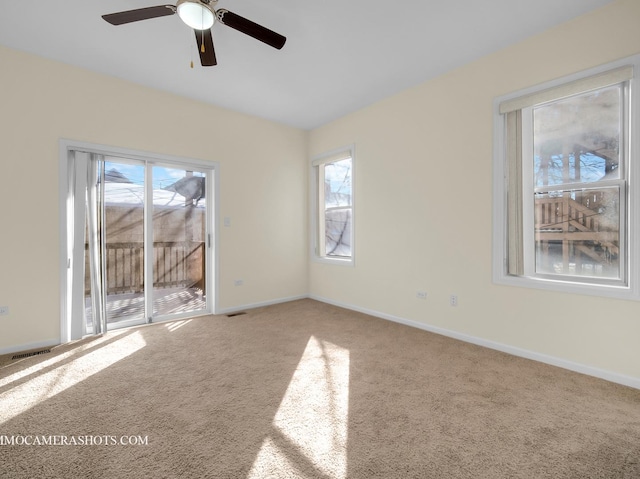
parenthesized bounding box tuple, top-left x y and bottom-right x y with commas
(312, 255, 355, 267)
(493, 272, 636, 301)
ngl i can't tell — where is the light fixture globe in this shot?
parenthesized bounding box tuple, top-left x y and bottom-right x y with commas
(176, 0, 215, 30)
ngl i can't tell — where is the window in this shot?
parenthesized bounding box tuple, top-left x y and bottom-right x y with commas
(311, 147, 354, 264)
(493, 56, 639, 298)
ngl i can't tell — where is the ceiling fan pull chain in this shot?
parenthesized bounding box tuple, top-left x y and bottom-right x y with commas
(189, 27, 194, 68)
(200, 9, 205, 53)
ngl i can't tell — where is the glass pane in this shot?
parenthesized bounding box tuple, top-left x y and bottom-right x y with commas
(533, 86, 621, 187)
(324, 158, 352, 208)
(152, 167, 207, 316)
(534, 187, 620, 279)
(325, 207, 351, 257)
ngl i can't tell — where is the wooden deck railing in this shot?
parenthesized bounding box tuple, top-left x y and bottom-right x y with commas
(85, 241, 205, 295)
(535, 195, 619, 265)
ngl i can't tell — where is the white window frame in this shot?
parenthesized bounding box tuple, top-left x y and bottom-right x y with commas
(310, 145, 355, 266)
(492, 55, 640, 300)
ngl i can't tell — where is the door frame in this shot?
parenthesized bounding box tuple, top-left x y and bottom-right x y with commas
(59, 139, 220, 343)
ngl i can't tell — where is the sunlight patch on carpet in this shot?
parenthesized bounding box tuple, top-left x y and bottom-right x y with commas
(166, 319, 192, 332)
(0, 331, 128, 390)
(0, 331, 146, 425)
(248, 336, 350, 479)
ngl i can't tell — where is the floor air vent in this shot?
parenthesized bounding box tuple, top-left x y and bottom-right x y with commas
(226, 312, 247, 317)
(12, 349, 52, 360)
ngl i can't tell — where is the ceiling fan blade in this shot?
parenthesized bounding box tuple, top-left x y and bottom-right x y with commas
(216, 10, 286, 50)
(194, 29, 217, 66)
(102, 5, 176, 26)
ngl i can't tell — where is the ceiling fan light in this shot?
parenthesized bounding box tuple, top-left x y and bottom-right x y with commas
(177, 0, 215, 30)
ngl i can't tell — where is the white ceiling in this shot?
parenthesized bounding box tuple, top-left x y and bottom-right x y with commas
(0, 0, 614, 130)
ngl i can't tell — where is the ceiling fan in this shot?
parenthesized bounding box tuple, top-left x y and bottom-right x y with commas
(102, 0, 286, 66)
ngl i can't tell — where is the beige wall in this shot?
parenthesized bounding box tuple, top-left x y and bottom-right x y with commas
(0, 46, 308, 352)
(309, 0, 640, 383)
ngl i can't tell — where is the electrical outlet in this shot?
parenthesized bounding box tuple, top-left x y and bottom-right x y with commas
(0, 306, 8, 315)
(416, 291, 427, 300)
(450, 295, 458, 307)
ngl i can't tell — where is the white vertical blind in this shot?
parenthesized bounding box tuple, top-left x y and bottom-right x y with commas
(86, 154, 108, 335)
(68, 150, 108, 338)
(67, 151, 88, 341)
(506, 111, 524, 276)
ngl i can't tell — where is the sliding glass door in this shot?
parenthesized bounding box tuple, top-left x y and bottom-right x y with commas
(64, 145, 214, 339)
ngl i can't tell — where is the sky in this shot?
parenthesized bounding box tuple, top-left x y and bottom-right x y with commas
(104, 160, 206, 207)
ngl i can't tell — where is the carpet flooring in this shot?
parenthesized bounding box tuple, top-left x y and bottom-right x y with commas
(0, 299, 639, 478)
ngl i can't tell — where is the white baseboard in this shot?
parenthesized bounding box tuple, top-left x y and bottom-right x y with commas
(5, 296, 638, 391)
(0, 339, 60, 357)
(215, 294, 309, 316)
(1, 295, 306, 355)
(309, 294, 640, 391)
